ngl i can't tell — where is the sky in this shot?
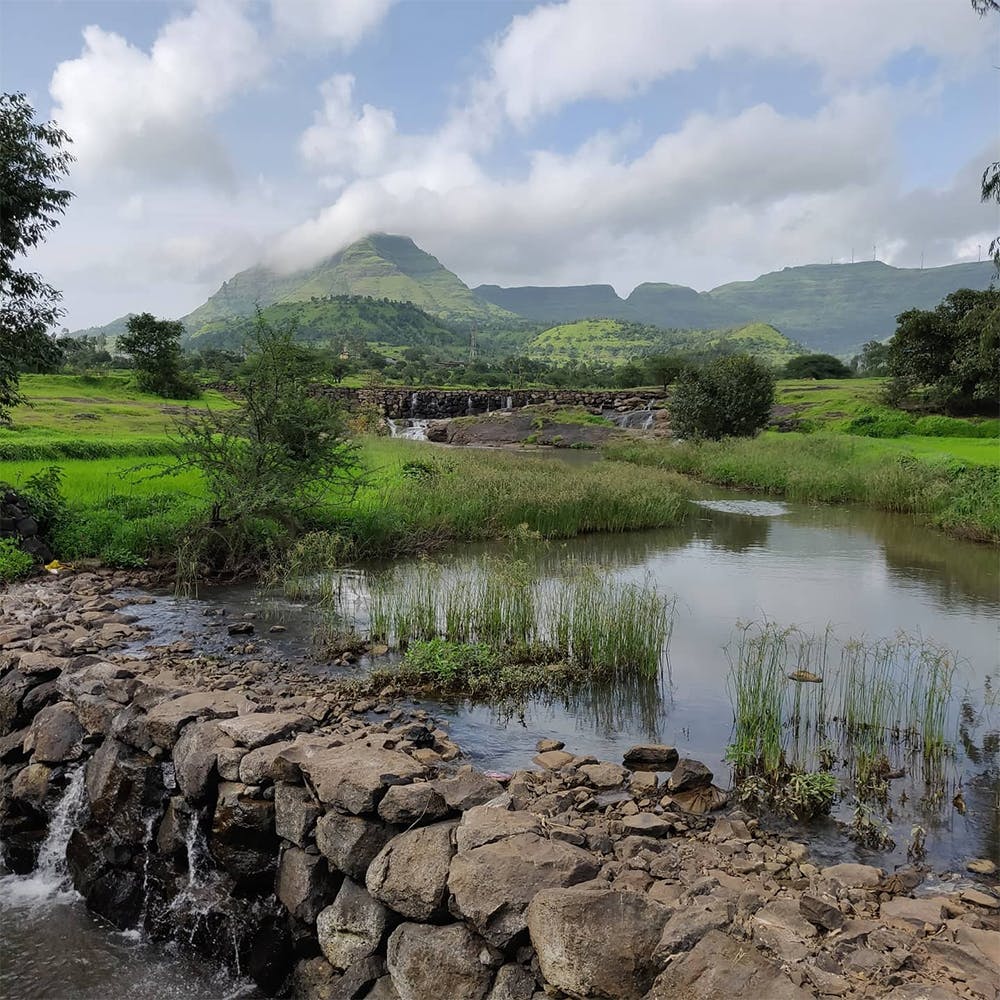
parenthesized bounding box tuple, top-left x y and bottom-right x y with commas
(3, 0, 999, 331)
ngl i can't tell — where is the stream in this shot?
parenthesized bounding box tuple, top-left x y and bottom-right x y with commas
(2, 472, 998, 998)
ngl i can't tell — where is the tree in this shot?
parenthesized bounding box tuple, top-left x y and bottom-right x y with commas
(173, 315, 359, 544)
(645, 354, 688, 390)
(0, 93, 74, 423)
(117, 312, 200, 398)
(669, 354, 776, 440)
(851, 340, 891, 377)
(783, 353, 852, 379)
(886, 288, 999, 413)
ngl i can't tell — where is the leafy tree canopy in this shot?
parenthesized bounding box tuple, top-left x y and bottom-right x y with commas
(783, 353, 852, 379)
(0, 92, 73, 422)
(118, 312, 200, 399)
(670, 354, 776, 440)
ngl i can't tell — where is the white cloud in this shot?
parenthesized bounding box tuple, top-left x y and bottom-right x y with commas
(484, 0, 990, 126)
(271, 0, 395, 49)
(50, 0, 268, 184)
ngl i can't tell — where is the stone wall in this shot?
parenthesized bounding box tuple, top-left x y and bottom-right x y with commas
(1, 574, 998, 1000)
(319, 387, 668, 420)
(0, 487, 53, 564)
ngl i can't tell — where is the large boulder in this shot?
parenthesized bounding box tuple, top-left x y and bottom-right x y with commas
(316, 811, 396, 881)
(275, 783, 321, 848)
(316, 877, 390, 970)
(645, 929, 814, 999)
(623, 745, 679, 771)
(172, 720, 235, 804)
(449, 832, 600, 947)
(144, 690, 256, 749)
(667, 759, 713, 793)
(378, 782, 451, 826)
(433, 768, 504, 812)
(217, 711, 313, 749)
(209, 780, 278, 891)
(24, 702, 84, 763)
(527, 888, 671, 999)
(276, 845, 336, 924)
(455, 805, 541, 853)
(387, 922, 502, 1000)
(84, 738, 164, 844)
(366, 821, 456, 921)
(300, 746, 425, 814)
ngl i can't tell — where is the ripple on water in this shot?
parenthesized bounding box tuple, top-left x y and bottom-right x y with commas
(694, 499, 789, 517)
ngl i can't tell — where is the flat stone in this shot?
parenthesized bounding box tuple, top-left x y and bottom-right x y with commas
(820, 862, 883, 888)
(433, 768, 504, 811)
(145, 690, 257, 749)
(623, 745, 679, 771)
(378, 782, 451, 826)
(301, 746, 425, 814)
(366, 821, 456, 921)
(960, 887, 999, 909)
(217, 711, 313, 749)
(799, 892, 845, 931)
(532, 750, 574, 770)
(656, 899, 734, 958)
(579, 761, 629, 789)
(316, 877, 389, 971)
(455, 805, 542, 853)
(449, 832, 600, 947)
(751, 898, 817, 963)
(316, 811, 396, 881)
(966, 858, 998, 876)
(536, 739, 565, 753)
(238, 740, 296, 785)
(527, 887, 671, 1000)
(881, 987, 965, 1000)
(880, 896, 946, 931)
(708, 817, 751, 843)
(621, 813, 672, 838)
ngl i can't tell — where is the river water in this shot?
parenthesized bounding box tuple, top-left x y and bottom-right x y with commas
(2, 482, 998, 997)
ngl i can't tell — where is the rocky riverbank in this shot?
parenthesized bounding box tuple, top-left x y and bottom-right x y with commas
(1, 572, 998, 1000)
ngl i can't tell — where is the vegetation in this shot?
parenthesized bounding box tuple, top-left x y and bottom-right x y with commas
(118, 313, 201, 399)
(669, 354, 775, 440)
(604, 434, 1000, 541)
(887, 288, 998, 415)
(0, 537, 34, 581)
(783, 353, 852, 379)
(0, 92, 73, 424)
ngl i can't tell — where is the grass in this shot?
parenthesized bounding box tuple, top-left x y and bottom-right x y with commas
(0, 438, 693, 570)
(604, 434, 1000, 542)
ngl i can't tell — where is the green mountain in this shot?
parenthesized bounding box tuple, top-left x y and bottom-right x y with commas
(525, 319, 802, 365)
(477, 260, 997, 355)
(183, 233, 513, 336)
(190, 295, 465, 352)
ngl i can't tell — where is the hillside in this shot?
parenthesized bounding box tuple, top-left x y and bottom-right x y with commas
(182, 234, 514, 335)
(479, 260, 997, 355)
(525, 318, 802, 364)
(190, 295, 467, 352)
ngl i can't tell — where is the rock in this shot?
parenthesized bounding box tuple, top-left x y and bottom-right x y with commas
(924, 936, 999, 996)
(486, 964, 535, 1000)
(238, 740, 296, 785)
(209, 780, 278, 891)
(655, 899, 734, 958)
(819, 862, 883, 889)
(11, 761, 52, 805)
(880, 896, 946, 931)
(621, 813, 671, 838)
(316, 877, 389, 970)
(527, 888, 670, 999)
(24, 702, 84, 763)
(646, 929, 815, 1000)
(880, 987, 965, 1000)
(217, 711, 313, 749)
(532, 750, 574, 770)
(669, 784, 727, 814)
(274, 783, 321, 848)
(623, 745, 679, 771)
(751, 898, 817, 964)
(301, 746, 424, 814)
(366, 821, 456, 921)
(366, 975, 401, 1000)
(84, 738, 163, 842)
(276, 845, 335, 924)
(387, 922, 501, 1000)
(667, 759, 713, 793)
(145, 690, 256, 749)
(536, 739, 564, 753)
(966, 858, 998, 876)
(455, 805, 542, 853)
(449, 832, 600, 947)
(15, 651, 69, 676)
(708, 816, 751, 843)
(579, 761, 629, 789)
(172, 720, 235, 803)
(960, 887, 999, 909)
(290, 956, 341, 1000)
(316, 811, 396, 881)
(434, 768, 504, 811)
(378, 782, 451, 826)
(799, 893, 844, 931)
(227, 621, 254, 636)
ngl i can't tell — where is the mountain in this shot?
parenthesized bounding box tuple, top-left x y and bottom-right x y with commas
(190, 295, 465, 352)
(525, 319, 802, 365)
(183, 233, 513, 336)
(478, 260, 997, 355)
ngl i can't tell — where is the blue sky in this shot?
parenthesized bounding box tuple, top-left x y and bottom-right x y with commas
(2, 0, 997, 329)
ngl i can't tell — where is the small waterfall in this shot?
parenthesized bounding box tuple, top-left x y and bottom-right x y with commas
(505, 396, 513, 411)
(388, 419, 429, 441)
(409, 391, 419, 415)
(466, 395, 474, 415)
(34, 766, 87, 884)
(608, 408, 655, 431)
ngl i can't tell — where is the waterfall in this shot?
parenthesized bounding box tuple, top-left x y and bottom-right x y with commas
(505, 396, 513, 411)
(466, 395, 473, 415)
(34, 766, 87, 884)
(607, 408, 655, 431)
(409, 391, 419, 415)
(387, 418, 399, 437)
(387, 419, 428, 441)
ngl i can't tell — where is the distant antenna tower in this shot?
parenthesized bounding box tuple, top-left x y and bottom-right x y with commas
(979, 244, 983, 263)
(872, 244, 877, 261)
(469, 323, 479, 362)
(851, 248, 855, 264)
(920, 251, 924, 271)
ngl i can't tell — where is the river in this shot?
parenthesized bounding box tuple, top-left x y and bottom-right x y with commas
(2, 482, 997, 998)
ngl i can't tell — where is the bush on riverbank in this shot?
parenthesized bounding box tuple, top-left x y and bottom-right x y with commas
(604, 434, 1000, 542)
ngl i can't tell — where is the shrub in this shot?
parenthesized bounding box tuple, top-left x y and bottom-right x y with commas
(18, 465, 67, 531)
(913, 415, 1000, 439)
(0, 537, 34, 581)
(670, 354, 775, 440)
(843, 408, 915, 438)
(783, 354, 852, 379)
